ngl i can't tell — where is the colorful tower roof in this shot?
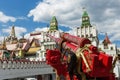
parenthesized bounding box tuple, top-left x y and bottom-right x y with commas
(102, 33, 111, 44)
(49, 16, 58, 30)
(82, 11, 88, 17)
(81, 9, 91, 27)
(10, 25, 16, 38)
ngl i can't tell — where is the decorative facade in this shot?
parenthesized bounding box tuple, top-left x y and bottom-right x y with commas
(35, 16, 60, 61)
(29, 16, 60, 61)
(75, 10, 99, 46)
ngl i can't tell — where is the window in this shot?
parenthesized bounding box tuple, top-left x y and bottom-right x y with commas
(82, 35, 84, 37)
(90, 34, 93, 37)
(111, 47, 113, 50)
(86, 17, 88, 20)
(86, 34, 88, 38)
(82, 18, 85, 21)
(104, 44, 108, 49)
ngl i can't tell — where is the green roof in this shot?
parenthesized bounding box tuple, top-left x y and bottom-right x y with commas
(49, 16, 58, 30)
(82, 11, 88, 17)
(81, 10, 91, 27)
(51, 16, 57, 22)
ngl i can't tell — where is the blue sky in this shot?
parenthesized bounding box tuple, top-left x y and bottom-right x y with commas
(0, 0, 120, 47)
(0, 0, 45, 33)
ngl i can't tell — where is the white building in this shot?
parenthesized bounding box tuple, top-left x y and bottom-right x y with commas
(75, 10, 99, 47)
(30, 16, 60, 61)
(98, 33, 117, 56)
(37, 30, 60, 61)
(75, 9, 120, 79)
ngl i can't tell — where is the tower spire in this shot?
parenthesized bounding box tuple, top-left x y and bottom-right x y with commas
(102, 33, 111, 44)
(49, 16, 58, 31)
(81, 8, 91, 27)
(10, 25, 16, 38)
(82, 7, 88, 17)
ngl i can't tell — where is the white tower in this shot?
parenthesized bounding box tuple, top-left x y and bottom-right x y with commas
(75, 9, 99, 47)
(35, 16, 60, 61)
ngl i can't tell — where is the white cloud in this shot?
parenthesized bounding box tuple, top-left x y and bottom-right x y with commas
(0, 11, 27, 23)
(2, 26, 27, 38)
(0, 36, 4, 40)
(28, 0, 83, 27)
(31, 27, 64, 35)
(34, 27, 49, 32)
(35, 27, 64, 32)
(97, 19, 120, 42)
(65, 27, 76, 35)
(17, 16, 28, 20)
(110, 34, 120, 41)
(24, 33, 30, 39)
(0, 11, 16, 23)
(104, 8, 116, 17)
(28, 0, 120, 45)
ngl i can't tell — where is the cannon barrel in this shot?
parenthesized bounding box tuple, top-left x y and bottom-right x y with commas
(47, 33, 91, 48)
(60, 33, 91, 48)
(46, 33, 98, 52)
(46, 33, 78, 52)
(47, 33, 97, 53)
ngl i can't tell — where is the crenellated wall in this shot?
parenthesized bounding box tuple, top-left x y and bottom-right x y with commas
(0, 60, 54, 80)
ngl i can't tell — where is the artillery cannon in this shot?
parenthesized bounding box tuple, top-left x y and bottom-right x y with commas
(46, 32, 116, 80)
